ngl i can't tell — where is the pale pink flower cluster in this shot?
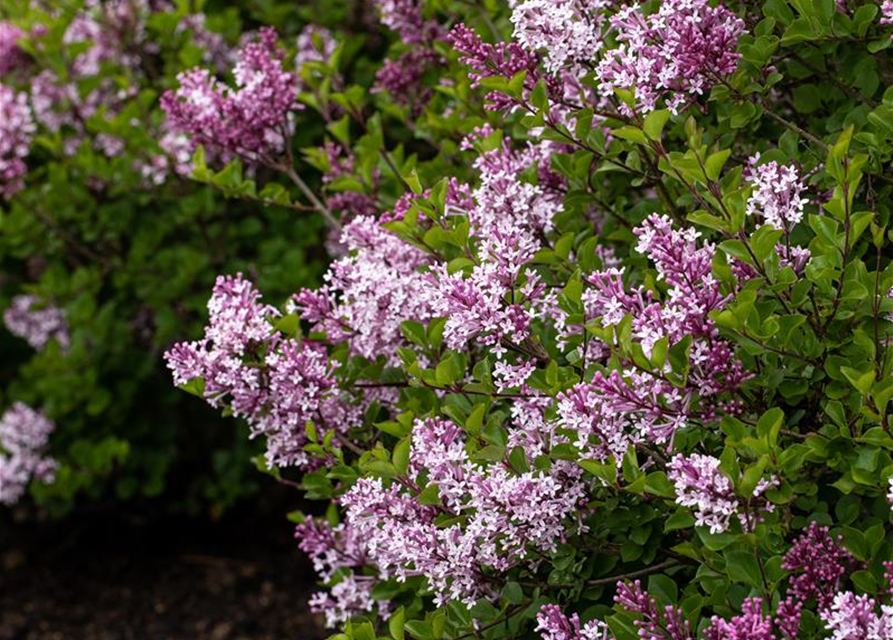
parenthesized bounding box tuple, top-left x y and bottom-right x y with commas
(291, 214, 435, 366)
(0, 402, 57, 505)
(668, 453, 776, 533)
(820, 592, 893, 640)
(536, 604, 612, 640)
(509, 0, 609, 74)
(295, 517, 386, 628)
(165, 273, 353, 468)
(560, 215, 748, 464)
(426, 138, 565, 389)
(882, 0, 893, 27)
(296, 25, 337, 68)
(0, 21, 26, 76)
(0, 86, 34, 199)
(3, 295, 70, 351)
(744, 156, 809, 232)
(596, 0, 745, 114)
(341, 417, 585, 606)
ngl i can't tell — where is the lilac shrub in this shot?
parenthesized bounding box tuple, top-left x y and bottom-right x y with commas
(159, 0, 893, 639)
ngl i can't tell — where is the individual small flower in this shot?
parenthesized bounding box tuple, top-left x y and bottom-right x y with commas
(745, 156, 809, 232)
(668, 454, 738, 534)
(782, 521, 854, 611)
(161, 27, 299, 165)
(596, 0, 745, 114)
(0, 86, 35, 199)
(887, 477, 893, 505)
(0, 402, 57, 506)
(820, 591, 893, 640)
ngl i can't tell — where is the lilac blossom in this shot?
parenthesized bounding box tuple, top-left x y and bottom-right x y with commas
(615, 580, 693, 640)
(295, 517, 386, 627)
(290, 215, 434, 366)
(165, 273, 353, 469)
(704, 598, 779, 640)
(561, 215, 748, 464)
(374, 0, 442, 44)
(882, 1, 893, 27)
(296, 25, 337, 68)
(0, 86, 34, 199)
(341, 417, 585, 606)
(178, 14, 235, 73)
(161, 27, 299, 165)
(0, 22, 26, 76)
(426, 138, 565, 370)
(820, 591, 893, 640)
(509, 0, 609, 74)
(744, 156, 809, 232)
(667, 454, 738, 533)
(448, 22, 562, 112)
(4, 295, 70, 351)
(373, 48, 442, 112)
(596, 0, 745, 114)
(0, 403, 57, 505)
(536, 604, 612, 640)
(782, 521, 854, 611)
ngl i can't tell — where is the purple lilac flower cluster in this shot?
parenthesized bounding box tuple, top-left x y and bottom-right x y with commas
(295, 517, 386, 628)
(0, 403, 57, 505)
(161, 27, 299, 166)
(559, 215, 748, 464)
(0, 85, 34, 199)
(882, 0, 893, 27)
(340, 417, 586, 607)
(596, 0, 746, 114)
(782, 521, 854, 611)
(0, 21, 26, 76)
(744, 155, 809, 232)
(614, 580, 693, 640)
(426, 137, 565, 390)
(164, 273, 353, 469)
(704, 597, 799, 640)
(371, 0, 444, 113)
(820, 591, 893, 640)
(509, 0, 610, 75)
(291, 214, 434, 366)
(668, 453, 777, 533)
(3, 295, 70, 351)
(535, 604, 612, 640)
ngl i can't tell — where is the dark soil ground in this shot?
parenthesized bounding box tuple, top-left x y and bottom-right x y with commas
(0, 503, 327, 640)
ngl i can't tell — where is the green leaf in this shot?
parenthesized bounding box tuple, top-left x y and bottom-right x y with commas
(643, 110, 671, 141)
(390, 608, 406, 640)
(725, 550, 763, 588)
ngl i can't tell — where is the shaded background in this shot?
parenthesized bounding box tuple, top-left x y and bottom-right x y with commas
(0, 487, 327, 640)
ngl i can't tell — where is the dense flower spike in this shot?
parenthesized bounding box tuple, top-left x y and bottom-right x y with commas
(291, 215, 435, 365)
(295, 517, 385, 627)
(596, 0, 745, 114)
(782, 522, 854, 611)
(704, 598, 778, 640)
(161, 27, 298, 164)
(165, 273, 349, 468)
(820, 591, 893, 640)
(341, 417, 586, 606)
(744, 156, 809, 232)
(0, 403, 57, 505)
(536, 604, 612, 640)
(509, 0, 608, 74)
(3, 295, 70, 351)
(0, 86, 34, 199)
(614, 580, 693, 640)
(668, 454, 737, 533)
(0, 21, 26, 75)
